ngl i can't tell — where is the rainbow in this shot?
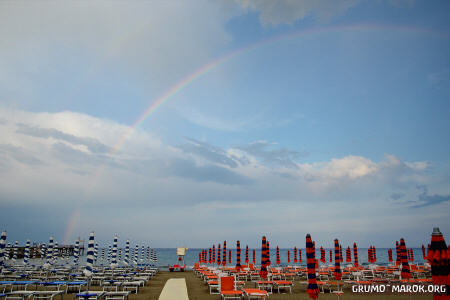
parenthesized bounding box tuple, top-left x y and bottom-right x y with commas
(63, 23, 449, 243)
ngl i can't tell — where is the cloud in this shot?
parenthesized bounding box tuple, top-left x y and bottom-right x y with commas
(1, 108, 448, 245)
(178, 138, 240, 168)
(17, 123, 109, 154)
(233, 0, 362, 25)
(238, 140, 305, 169)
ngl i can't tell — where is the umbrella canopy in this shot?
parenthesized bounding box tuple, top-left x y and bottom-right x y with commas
(399, 238, 411, 280)
(388, 248, 393, 263)
(276, 246, 280, 265)
(294, 246, 298, 263)
(299, 249, 302, 264)
(44, 236, 53, 269)
(0, 230, 7, 271)
(23, 239, 30, 266)
(222, 241, 227, 266)
(353, 242, 359, 267)
(306, 234, 319, 299)
(245, 245, 249, 264)
(334, 239, 342, 280)
(346, 246, 351, 263)
(124, 240, 130, 266)
(427, 227, 448, 300)
(83, 232, 95, 278)
(13, 241, 18, 262)
(208, 248, 211, 264)
(259, 236, 269, 279)
(217, 244, 221, 266)
(111, 236, 118, 269)
(236, 241, 241, 272)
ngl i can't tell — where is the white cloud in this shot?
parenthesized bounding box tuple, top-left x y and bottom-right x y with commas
(1, 107, 448, 245)
(233, 0, 362, 25)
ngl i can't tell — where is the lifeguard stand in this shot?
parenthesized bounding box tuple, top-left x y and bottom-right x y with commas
(168, 247, 188, 272)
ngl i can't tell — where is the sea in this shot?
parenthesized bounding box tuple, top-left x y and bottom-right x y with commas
(15, 248, 427, 270)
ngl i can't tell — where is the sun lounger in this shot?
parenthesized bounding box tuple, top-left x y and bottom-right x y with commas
(219, 276, 243, 300)
(243, 289, 268, 300)
(104, 291, 129, 300)
(31, 291, 63, 300)
(5, 291, 35, 300)
(75, 291, 105, 300)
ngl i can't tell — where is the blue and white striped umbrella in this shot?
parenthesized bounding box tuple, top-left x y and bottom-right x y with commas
(41, 244, 46, 260)
(124, 240, 129, 266)
(0, 230, 6, 270)
(43, 236, 54, 269)
(111, 236, 118, 269)
(107, 245, 111, 263)
(23, 239, 30, 265)
(83, 232, 95, 277)
(73, 239, 80, 265)
(13, 241, 18, 262)
(141, 245, 144, 263)
(53, 241, 58, 264)
(94, 243, 98, 264)
(134, 244, 138, 265)
(118, 248, 122, 262)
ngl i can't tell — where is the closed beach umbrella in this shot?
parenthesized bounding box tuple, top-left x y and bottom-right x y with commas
(236, 240, 241, 272)
(0, 230, 6, 270)
(373, 246, 377, 263)
(353, 243, 359, 267)
(229, 249, 231, 264)
(245, 245, 249, 264)
(399, 238, 411, 280)
(208, 248, 211, 264)
(217, 244, 221, 266)
(299, 249, 302, 264)
(53, 241, 58, 264)
(111, 236, 118, 269)
(422, 245, 426, 260)
(276, 246, 280, 265)
(95, 243, 99, 264)
(267, 241, 271, 266)
(306, 234, 319, 299)
(134, 244, 139, 265)
(334, 239, 342, 280)
(410, 249, 414, 262)
(212, 244, 215, 264)
(388, 248, 393, 263)
(294, 247, 298, 263)
(287, 250, 290, 264)
(339, 245, 343, 263)
(368, 246, 372, 263)
(83, 231, 95, 289)
(222, 241, 227, 266)
(330, 249, 332, 263)
(427, 227, 448, 300)
(75, 240, 83, 265)
(23, 239, 30, 266)
(124, 240, 129, 266)
(346, 246, 351, 263)
(320, 246, 325, 263)
(259, 236, 268, 279)
(252, 249, 255, 265)
(13, 241, 18, 262)
(44, 236, 53, 269)
(396, 241, 401, 266)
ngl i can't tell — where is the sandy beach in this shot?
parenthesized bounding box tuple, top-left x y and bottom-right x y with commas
(64, 270, 432, 300)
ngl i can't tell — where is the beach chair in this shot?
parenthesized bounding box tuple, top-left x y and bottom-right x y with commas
(219, 276, 242, 300)
(243, 288, 268, 300)
(104, 291, 130, 300)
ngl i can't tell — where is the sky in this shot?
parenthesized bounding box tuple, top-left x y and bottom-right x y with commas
(0, 0, 449, 249)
